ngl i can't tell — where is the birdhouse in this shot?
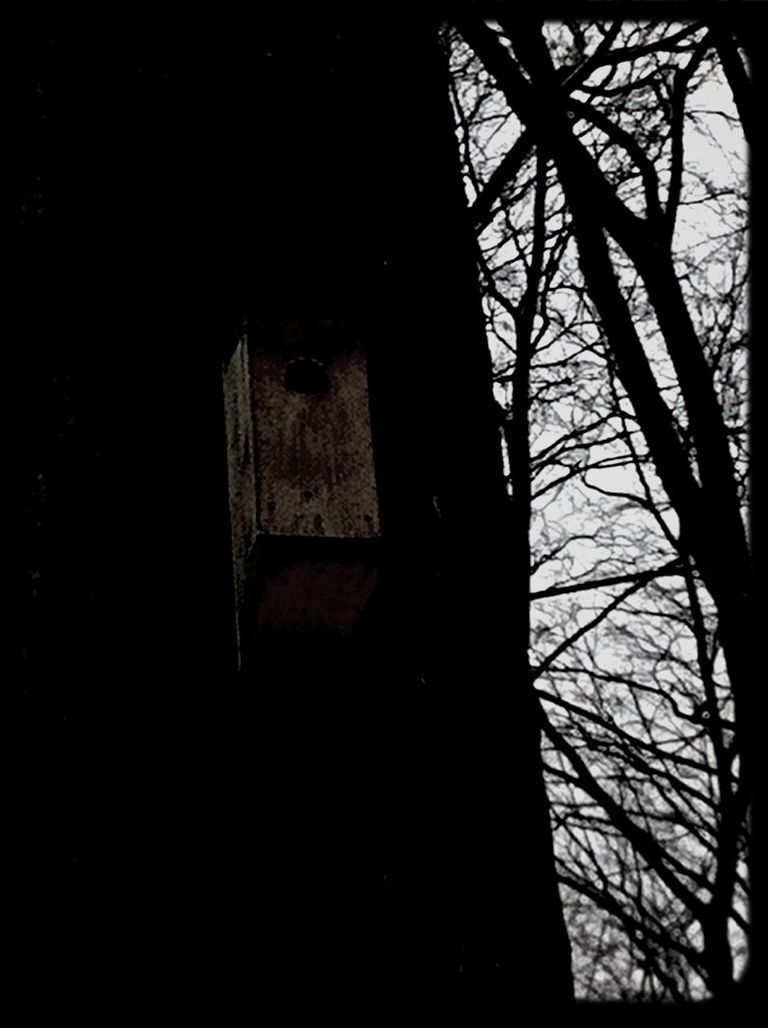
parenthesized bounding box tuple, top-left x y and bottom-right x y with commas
(223, 318, 380, 655)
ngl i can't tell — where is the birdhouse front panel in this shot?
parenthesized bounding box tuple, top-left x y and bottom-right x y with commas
(250, 345, 380, 541)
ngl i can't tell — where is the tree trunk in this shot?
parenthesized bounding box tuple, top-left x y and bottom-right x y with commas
(11, 7, 573, 1013)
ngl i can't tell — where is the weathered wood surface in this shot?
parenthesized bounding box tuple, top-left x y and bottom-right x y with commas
(224, 322, 380, 642)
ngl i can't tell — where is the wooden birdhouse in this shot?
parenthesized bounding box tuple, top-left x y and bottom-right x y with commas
(223, 318, 380, 655)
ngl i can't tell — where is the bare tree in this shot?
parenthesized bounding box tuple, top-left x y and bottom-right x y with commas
(444, 10, 751, 1001)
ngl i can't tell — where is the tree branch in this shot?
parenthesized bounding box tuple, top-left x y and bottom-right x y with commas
(531, 558, 683, 599)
